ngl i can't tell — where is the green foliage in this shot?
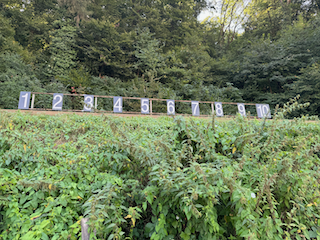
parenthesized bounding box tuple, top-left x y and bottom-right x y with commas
(0, 53, 44, 109)
(1, 0, 320, 116)
(1, 112, 320, 239)
(46, 21, 77, 78)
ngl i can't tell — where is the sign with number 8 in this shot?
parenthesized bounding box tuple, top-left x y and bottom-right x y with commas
(215, 102, 224, 117)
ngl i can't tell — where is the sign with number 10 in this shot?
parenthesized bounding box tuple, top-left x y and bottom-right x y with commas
(256, 104, 271, 118)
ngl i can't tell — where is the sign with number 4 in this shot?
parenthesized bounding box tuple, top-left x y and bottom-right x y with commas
(113, 97, 123, 113)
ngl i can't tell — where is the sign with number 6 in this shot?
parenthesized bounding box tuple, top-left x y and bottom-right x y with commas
(18, 91, 31, 109)
(167, 100, 175, 115)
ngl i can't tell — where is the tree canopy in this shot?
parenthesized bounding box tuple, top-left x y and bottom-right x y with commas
(0, 0, 320, 116)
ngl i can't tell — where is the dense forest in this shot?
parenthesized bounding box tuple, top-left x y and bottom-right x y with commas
(1, 0, 320, 115)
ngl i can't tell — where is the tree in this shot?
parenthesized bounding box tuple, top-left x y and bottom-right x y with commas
(45, 21, 77, 79)
(57, 0, 92, 27)
(292, 64, 320, 115)
(202, 0, 250, 47)
(0, 53, 43, 109)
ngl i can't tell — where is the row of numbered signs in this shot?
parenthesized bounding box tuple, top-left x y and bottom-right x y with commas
(18, 92, 272, 118)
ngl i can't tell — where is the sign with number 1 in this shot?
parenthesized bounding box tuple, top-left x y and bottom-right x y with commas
(18, 91, 31, 109)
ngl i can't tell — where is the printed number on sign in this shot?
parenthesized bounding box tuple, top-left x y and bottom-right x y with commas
(113, 97, 123, 113)
(215, 102, 224, 117)
(256, 104, 271, 118)
(191, 101, 200, 116)
(167, 100, 175, 115)
(83, 95, 94, 112)
(141, 98, 149, 114)
(18, 91, 31, 109)
(237, 103, 246, 117)
(52, 94, 63, 111)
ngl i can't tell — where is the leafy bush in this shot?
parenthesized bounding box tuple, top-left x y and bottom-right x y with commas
(0, 111, 320, 239)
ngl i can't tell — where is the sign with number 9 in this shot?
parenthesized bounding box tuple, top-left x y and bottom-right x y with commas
(237, 103, 246, 116)
(167, 100, 175, 115)
(18, 91, 31, 109)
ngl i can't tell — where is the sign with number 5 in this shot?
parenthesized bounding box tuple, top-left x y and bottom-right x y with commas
(141, 98, 149, 114)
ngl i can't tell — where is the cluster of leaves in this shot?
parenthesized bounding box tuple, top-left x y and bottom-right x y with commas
(1, 110, 320, 239)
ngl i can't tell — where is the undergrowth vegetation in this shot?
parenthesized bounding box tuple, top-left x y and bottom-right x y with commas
(1, 109, 320, 239)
